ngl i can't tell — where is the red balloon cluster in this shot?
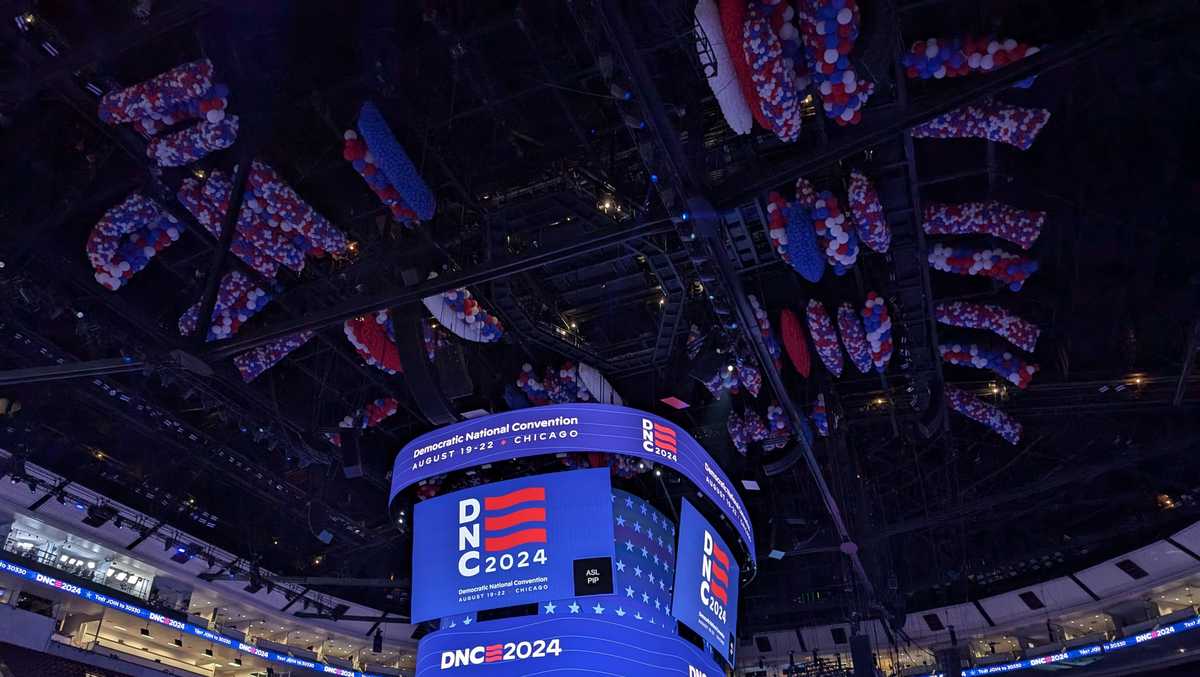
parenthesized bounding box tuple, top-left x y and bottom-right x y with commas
(779, 308, 812, 377)
(344, 311, 404, 374)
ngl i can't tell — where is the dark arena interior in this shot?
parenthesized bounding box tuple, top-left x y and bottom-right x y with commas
(0, 1, 1199, 676)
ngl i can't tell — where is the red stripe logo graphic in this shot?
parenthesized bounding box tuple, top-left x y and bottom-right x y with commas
(484, 644, 503, 663)
(712, 541, 729, 568)
(484, 528, 547, 552)
(484, 487, 546, 511)
(484, 507, 546, 531)
(481, 486, 548, 553)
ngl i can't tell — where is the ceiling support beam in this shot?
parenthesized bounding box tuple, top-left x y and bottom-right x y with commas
(592, 0, 872, 595)
(1174, 320, 1200, 407)
(192, 148, 253, 345)
(205, 219, 675, 358)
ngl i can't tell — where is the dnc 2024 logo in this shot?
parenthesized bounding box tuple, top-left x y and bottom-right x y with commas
(641, 418, 678, 461)
(440, 639, 562, 669)
(457, 485, 549, 577)
(698, 528, 731, 624)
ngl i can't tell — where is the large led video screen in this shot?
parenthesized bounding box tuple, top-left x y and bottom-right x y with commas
(410, 468, 615, 623)
(671, 498, 740, 664)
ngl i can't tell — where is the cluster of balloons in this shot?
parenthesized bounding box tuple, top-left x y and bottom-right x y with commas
(98, 59, 237, 167)
(862, 292, 893, 371)
(902, 36, 1039, 80)
(779, 308, 812, 377)
(940, 342, 1039, 388)
(178, 272, 271, 341)
(766, 193, 825, 282)
(728, 408, 769, 455)
(516, 362, 594, 406)
(87, 194, 183, 290)
(179, 161, 347, 280)
(233, 331, 314, 383)
(935, 301, 1040, 353)
(923, 201, 1045, 250)
(928, 243, 1038, 291)
(912, 97, 1051, 151)
(344, 311, 403, 374)
(750, 294, 783, 369)
(743, 0, 806, 142)
(847, 170, 890, 253)
(324, 398, 400, 447)
(805, 184, 859, 274)
(945, 384, 1022, 444)
(702, 350, 764, 398)
(695, 0, 753, 135)
(812, 392, 829, 436)
(806, 299, 843, 376)
(796, 0, 874, 125)
(343, 130, 419, 225)
(436, 288, 504, 343)
(355, 102, 436, 221)
(246, 162, 347, 256)
(836, 303, 872, 374)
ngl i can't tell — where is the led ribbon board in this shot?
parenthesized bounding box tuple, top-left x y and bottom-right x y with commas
(0, 558, 381, 677)
(390, 404, 756, 565)
(410, 468, 615, 623)
(416, 614, 723, 676)
(671, 498, 741, 664)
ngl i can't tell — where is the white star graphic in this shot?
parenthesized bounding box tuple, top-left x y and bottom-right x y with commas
(615, 559, 626, 572)
(625, 585, 635, 598)
(624, 497, 634, 508)
(641, 546, 649, 557)
(641, 592, 650, 603)
(633, 565, 643, 577)
(462, 616, 472, 625)
(652, 554, 660, 565)
(592, 603, 605, 615)
(544, 601, 557, 614)
(651, 512, 658, 524)
(650, 616, 656, 625)
(615, 607, 627, 617)
(659, 580, 666, 591)
(634, 612, 643, 620)
(615, 515, 626, 527)
(667, 543, 673, 554)
(633, 522, 642, 533)
(568, 602, 581, 614)
(625, 540, 635, 551)
(654, 598, 661, 610)
(640, 503, 648, 515)
(448, 621, 456, 628)
(657, 536, 664, 547)
(648, 572, 656, 584)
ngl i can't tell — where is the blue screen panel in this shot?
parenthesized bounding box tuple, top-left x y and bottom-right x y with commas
(411, 468, 615, 623)
(671, 498, 740, 664)
(416, 614, 723, 676)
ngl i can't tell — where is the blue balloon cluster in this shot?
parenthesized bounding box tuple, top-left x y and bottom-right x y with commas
(357, 102, 436, 221)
